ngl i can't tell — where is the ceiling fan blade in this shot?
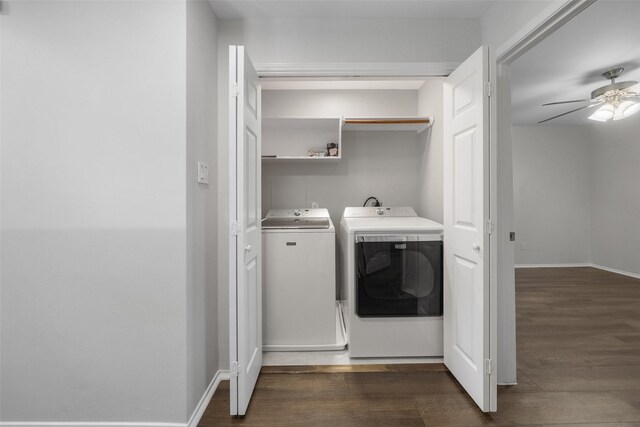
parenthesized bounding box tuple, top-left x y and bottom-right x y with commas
(542, 99, 594, 106)
(537, 102, 603, 124)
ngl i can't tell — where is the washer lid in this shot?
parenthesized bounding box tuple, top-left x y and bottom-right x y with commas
(262, 217, 330, 229)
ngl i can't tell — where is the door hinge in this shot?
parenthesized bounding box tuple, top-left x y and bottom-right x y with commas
(231, 220, 240, 236)
(484, 81, 492, 97)
(485, 219, 494, 235)
(231, 83, 240, 97)
(484, 358, 495, 375)
(231, 361, 240, 377)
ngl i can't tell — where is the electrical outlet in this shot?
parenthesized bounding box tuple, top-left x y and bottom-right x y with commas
(197, 161, 209, 185)
(521, 242, 527, 250)
(311, 202, 319, 208)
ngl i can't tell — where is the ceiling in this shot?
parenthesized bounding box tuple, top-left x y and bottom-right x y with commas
(511, 1, 640, 125)
(208, 0, 495, 20)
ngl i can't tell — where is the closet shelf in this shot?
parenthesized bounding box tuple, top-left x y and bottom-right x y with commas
(261, 155, 340, 162)
(262, 117, 342, 161)
(342, 116, 432, 133)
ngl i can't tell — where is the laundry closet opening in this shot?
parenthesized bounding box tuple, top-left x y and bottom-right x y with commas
(258, 77, 446, 366)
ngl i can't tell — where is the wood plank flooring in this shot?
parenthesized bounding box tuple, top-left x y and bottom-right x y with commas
(200, 267, 640, 426)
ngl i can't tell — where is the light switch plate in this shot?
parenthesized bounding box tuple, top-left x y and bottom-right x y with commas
(197, 161, 209, 185)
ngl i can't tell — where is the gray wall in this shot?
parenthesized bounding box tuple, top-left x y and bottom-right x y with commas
(417, 80, 444, 223)
(512, 122, 640, 277)
(222, 17, 481, 66)
(1, 0, 188, 422)
(589, 120, 640, 276)
(512, 126, 592, 266)
(186, 0, 219, 417)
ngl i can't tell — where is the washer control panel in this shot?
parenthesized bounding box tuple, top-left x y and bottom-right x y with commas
(266, 208, 331, 219)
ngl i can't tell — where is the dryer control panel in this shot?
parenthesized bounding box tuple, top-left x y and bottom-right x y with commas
(342, 207, 417, 218)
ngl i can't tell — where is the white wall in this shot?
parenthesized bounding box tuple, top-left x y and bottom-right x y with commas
(1, 0, 188, 423)
(512, 126, 592, 266)
(589, 120, 640, 276)
(262, 89, 421, 228)
(417, 80, 444, 223)
(186, 0, 219, 417)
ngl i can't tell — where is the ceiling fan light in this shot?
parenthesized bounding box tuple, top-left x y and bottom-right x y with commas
(588, 104, 614, 122)
(621, 100, 640, 118)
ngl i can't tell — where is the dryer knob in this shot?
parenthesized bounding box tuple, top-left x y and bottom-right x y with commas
(376, 209, 384, 216)
(294, 210, 301, 216)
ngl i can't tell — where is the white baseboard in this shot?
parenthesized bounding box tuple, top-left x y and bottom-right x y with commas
(515, 263, 640, 280)
(187, 370, 230, 427)
(0, 370, 231, 427)
(591, 264, 640, 280)
(0, 423, 184, 427)
(515, 263, 591, 268)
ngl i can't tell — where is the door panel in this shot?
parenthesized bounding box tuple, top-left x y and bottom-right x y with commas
(229, 45, 262, 417)
(443, 45, 495, 412)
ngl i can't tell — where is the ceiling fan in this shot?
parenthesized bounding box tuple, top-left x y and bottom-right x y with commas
(538, 67, 640, 124)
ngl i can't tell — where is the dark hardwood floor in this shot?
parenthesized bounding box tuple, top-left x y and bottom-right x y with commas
(200, 267, 640, 426)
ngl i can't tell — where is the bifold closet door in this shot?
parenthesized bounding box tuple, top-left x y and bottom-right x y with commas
(229, 45, 262, 417)
(443, 45, 497, 412)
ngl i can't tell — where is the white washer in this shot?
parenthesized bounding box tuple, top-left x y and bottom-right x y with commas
(262, 208, 345, 351)
(339, 207, 444, 358)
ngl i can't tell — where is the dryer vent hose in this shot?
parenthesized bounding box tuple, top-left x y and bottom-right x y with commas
(363, 196, 381, 207)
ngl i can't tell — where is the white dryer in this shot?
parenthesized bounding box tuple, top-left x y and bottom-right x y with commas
(339, 207, 444, 358)
(262, 208, 346, 351)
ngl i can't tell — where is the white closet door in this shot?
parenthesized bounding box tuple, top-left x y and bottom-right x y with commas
(443, 45, 496, 412)
(229, 45, 262, 416)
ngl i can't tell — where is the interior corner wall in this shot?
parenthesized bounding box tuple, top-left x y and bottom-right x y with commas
(495, 65, 517, 385)
(512, 125, 592, 266)
(589, 120, 640, 276)
(186, 0, 219, 418)
(216, 21, 240, 372)
(1, 1, 188, 423)
(480, 1, 555, 50)
(417, 80, 444, 223)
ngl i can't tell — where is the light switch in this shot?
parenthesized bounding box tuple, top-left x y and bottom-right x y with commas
(197, 161, 209, 185)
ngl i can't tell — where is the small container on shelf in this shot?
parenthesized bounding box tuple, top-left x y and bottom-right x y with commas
(308, 148, 326, 157)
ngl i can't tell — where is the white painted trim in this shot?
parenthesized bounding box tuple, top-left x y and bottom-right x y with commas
(0, 423, 184, 427)
(515, 263, 640, 280)
(255, 62, 460, 78)
(496, 0, 596, 64)
(591, 264, 640, 280)
(515, 263, 591, 269)
(0, 371, 231, 427)
(187, 370, 230, 427)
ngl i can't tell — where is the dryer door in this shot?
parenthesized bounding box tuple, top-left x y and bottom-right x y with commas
(355, 234, 443, 317)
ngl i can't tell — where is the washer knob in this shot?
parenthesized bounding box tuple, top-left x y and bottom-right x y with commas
(376, 209, 384, 216)
(293, 209, 301, 216)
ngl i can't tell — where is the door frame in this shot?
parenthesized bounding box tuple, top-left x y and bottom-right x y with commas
(225, 0, 596, 410)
